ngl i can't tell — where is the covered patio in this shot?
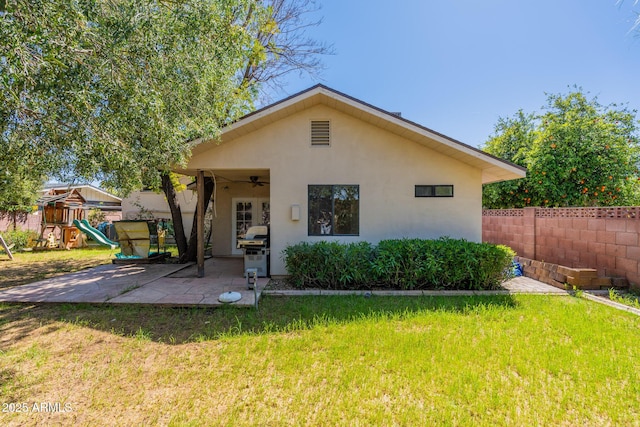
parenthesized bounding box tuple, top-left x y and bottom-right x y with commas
(0, 257, 268, 307)
(181, 169, 270, 279)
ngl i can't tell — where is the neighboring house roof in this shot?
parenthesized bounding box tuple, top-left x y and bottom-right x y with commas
(41, 183, 122, 210)
(188, 84, 526, 184)
(42, 184, 122, 202)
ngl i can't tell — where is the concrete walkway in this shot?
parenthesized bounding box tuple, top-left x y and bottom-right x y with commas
(0, 257, 269, 308)
(263, 276, 568, 297)
(0, 258, 567, 308)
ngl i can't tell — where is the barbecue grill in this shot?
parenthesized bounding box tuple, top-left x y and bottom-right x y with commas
(236, 225, 269, 277)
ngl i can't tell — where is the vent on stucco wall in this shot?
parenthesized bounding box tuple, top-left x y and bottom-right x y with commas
(310, 120, 330, 146)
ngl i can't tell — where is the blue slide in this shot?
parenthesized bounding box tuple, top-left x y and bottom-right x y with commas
(73, 219, 119, 249)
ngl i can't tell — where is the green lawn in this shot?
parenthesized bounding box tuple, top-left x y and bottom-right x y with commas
(1, 294, 639, 426)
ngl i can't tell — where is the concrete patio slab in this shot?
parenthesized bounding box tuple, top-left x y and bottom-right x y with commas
(0, 263, 189, 303)
(0, 257, 267, 307)
(0, 257, 566, 308)
(501, 276, 569, 294)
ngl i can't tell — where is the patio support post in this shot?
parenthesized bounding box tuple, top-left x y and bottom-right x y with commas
(197, 170, 205, 278)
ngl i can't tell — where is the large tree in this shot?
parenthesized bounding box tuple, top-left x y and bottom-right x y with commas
(482, 110, 536, 209)
(239, 0, 331, 94)
(1, 0, 329, 260)
(0, 157, 42, 230)
(1, 1, 98, 217)
(483, 89, 640, 208)
(2, 0, 264, 257)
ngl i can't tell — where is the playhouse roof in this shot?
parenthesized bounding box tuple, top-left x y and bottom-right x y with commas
(37, 189, 86, 207)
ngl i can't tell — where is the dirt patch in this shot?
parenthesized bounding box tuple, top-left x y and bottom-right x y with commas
(264, 278, 298, 290)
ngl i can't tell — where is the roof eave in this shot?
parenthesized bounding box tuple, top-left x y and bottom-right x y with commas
(187, 84, 525, 181)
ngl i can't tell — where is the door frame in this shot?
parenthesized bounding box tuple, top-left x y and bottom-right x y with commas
(231, 197, 270, 255)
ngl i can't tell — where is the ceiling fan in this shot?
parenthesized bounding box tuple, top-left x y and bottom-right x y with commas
(213, 174, 270, 187)
(248, 176, 269, 187)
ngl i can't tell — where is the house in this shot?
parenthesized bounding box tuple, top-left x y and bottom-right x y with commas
(121, 176, 197, 224)
(176, 85, 526, 277)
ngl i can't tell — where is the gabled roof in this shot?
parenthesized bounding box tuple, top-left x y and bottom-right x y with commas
(37, 189, 86, 206)
(42, 183, 122, 202)
(190, 84, 526, 184)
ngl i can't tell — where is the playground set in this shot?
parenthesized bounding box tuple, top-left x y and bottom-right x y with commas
(24, 189, 168, 262)
(35, 189, 87, 250)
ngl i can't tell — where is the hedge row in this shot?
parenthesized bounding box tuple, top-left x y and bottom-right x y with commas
(282, 238, 515, 290)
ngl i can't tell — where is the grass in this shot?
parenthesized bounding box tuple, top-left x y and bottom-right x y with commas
(609, 288, 640, 309)
(1, 294, 640, 426)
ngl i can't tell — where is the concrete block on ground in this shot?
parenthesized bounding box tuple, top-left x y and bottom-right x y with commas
(566, 275, 601, 290)
(517, 257, 532, 266)
(590, 277, 613, 289)
(557, 265, 576, 277)
(566, 276, 578, 286)
(549, 279, 566, 289)
(611, 277, 629, 289)
(573, 268, 598, 279)
(566, 275, 591, 286)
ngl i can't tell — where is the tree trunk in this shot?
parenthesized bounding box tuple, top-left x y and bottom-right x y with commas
(161, 173, 188, 261)
(183, 176, 214, 263)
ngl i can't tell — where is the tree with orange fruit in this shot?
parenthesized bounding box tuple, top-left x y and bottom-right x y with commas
(483, 88, 640, 208)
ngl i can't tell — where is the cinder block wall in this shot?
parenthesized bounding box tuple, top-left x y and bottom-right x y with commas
(482, 208, 535, 260)
(483, 207, 640, 287)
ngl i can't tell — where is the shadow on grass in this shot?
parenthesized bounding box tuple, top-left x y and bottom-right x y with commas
(1, 294, 519, 345)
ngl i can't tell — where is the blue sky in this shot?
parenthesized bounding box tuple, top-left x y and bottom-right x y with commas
(272, 0, 640, 148)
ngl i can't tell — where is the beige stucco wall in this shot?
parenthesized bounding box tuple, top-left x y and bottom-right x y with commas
(187, 104, 482, 276)
(122, 177, 198, 236)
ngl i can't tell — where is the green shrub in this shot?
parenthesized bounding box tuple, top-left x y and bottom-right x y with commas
(371, 239, 438, 289)
(283, 238, 515, 291)
(87, 208, 107, 227)
(1, 228, 39, 250)
(282, 241, 374, 289)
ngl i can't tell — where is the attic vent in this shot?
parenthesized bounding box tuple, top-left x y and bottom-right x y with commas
(310, 120, 330, 146)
